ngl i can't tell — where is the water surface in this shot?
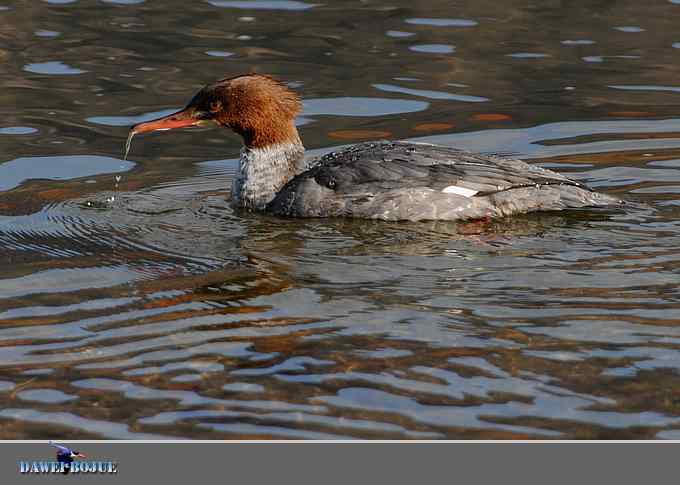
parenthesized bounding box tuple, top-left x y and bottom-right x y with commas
(1, 0, 680, 439)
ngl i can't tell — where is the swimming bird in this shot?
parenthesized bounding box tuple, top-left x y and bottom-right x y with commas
(130, 74, 621, 221)
(49, 441, 86, 474)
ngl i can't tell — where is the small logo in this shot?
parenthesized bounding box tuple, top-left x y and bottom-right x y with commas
(51, 441, 87, 475)
(18, 442, 118, 475)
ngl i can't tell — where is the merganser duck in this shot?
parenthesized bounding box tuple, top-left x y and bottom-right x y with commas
(130, 74, 621, 221)
(49, 441, 86, 474)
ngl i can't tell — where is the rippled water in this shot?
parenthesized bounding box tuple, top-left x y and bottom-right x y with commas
(1, 0, 680, 439)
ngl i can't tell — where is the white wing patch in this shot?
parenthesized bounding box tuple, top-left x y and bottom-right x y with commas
(442, 186, 478, 197)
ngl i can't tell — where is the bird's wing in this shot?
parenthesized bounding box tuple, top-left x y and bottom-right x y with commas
(49, 441, 71, 454)
(312, 141, 581, 195)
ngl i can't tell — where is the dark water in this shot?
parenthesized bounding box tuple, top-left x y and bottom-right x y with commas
(0, 0, 680, 439)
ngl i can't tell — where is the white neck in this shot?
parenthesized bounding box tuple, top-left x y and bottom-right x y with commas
(231, 140, 306, 211)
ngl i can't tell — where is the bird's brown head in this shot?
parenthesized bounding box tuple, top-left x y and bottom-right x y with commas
(131, 74, 302, 149)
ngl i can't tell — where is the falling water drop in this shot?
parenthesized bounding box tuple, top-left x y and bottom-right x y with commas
(111, 173, 123, 206)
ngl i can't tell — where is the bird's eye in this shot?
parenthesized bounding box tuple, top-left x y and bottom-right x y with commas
(210, 101, 222, 112)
